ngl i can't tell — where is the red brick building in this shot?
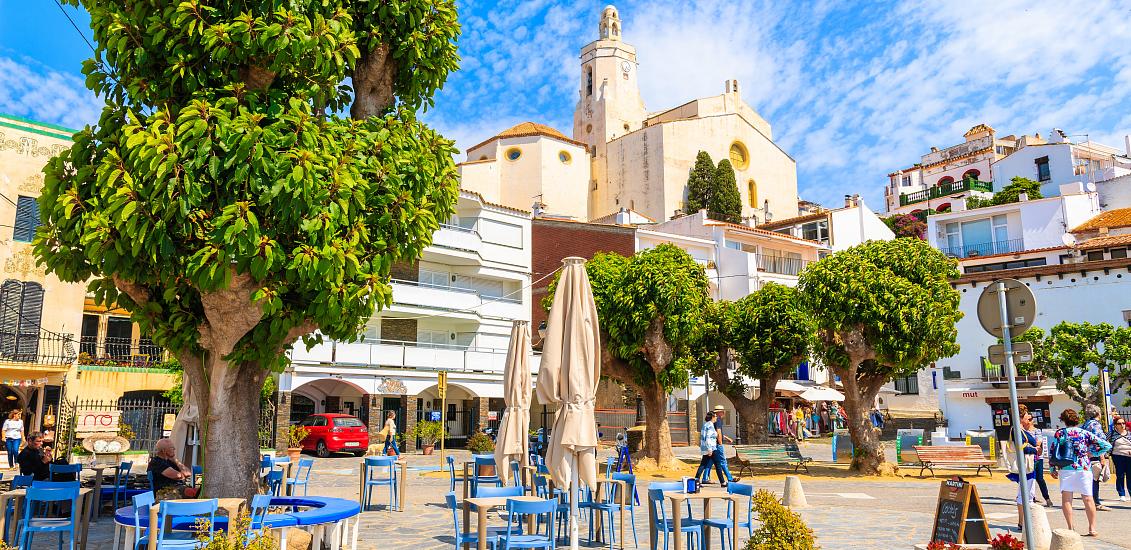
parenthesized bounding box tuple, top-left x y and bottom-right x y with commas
(531, 218, 636, 330)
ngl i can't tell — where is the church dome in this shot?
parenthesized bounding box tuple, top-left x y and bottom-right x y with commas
(495, 122, 571, 142)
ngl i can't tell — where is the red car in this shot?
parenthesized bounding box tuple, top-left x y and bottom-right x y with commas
(297, 413, 369, 457)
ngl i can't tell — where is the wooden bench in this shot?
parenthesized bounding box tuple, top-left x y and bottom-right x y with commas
(913, 445, 995, 478)
(732, 443, 813, 476)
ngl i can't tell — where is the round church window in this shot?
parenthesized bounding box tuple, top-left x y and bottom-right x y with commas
(559, 151, 572, 164)
(505, 147, 522, 161)
(729, 141, 749, 170)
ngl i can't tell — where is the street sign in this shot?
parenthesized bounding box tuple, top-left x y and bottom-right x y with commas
(986, 342, 1034, 366)
(976, 279, 1036, 338)
(437, 371, 447, 399)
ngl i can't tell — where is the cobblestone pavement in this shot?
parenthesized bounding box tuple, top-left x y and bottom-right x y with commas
(77, 445, 1128, 549)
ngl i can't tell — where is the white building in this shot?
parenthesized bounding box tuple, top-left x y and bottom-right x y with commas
(991, 130, 1131, 199)
(282, 190, 536, 449)
(758, 195, 894, 252)
(884, 124, 1009, 216)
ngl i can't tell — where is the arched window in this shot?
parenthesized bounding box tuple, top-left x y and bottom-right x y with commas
(558, 151, 572, 164)
(962, 169, 980, 181)
(938, 176, 955, 187)
(747, 180, 758, 207)
(585, 66, 593, 97)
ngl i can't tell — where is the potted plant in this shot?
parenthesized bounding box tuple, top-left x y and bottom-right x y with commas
(410, 420, 445, 455)
(285, 424, 310, 460)
(466, 431, 496, 476)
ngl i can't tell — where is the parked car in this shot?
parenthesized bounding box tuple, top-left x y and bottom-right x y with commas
(298, 413, 369, 457)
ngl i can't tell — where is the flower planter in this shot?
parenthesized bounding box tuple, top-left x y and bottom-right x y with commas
(286, 448, 302, 460)
(422, 444, 435, 455)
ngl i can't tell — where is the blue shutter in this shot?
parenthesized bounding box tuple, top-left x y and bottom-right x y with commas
(13, 196, 40, 242)
(796, 361, 810, 381)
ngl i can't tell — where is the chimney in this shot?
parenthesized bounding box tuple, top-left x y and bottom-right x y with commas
(1125, 135, 1130, 157)
(844, 195, 853, 208)
(725, 80, 732, 93)
(531, 200, 545, 218)
(853, 193, 861, 207)
(930, 146, 939, 153)
(732, 79, 739, 94)
(1018, 192, 1029, 202)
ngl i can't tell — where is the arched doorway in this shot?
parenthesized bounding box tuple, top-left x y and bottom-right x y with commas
(291, 378, 368, 423)
(416, 383, 478, 447)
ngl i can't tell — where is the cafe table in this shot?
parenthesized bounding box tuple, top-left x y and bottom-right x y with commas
(647, 488, 739, 550)
(462, 495, 542, 550)
(85, 463, 117, 518)
(356, 458, 408, 511)
(0, 487, 95, 549)
(146, 497, 245, 550)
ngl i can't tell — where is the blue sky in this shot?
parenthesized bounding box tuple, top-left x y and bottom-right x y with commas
(3, 0, 1130, 209)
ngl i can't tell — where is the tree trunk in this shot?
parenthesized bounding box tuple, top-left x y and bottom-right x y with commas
(640, 381, 675, 466)
(350, 44, 396, 120)
(202, 360, 267, 500)
(838, 368, 887, 475)
(745, 375, 782, 444)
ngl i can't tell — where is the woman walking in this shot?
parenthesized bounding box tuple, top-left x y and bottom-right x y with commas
(1028, 413, 1054, 507)
(1081, 404, 1111, 510)
(381, 411, 400, 458)
(1050, 408, 1112, 537)
(1008, 410, 1040, 530)
(1110, 416, 1131, 501)
(695, 412, 718, 483)
(3, 410, 23, 469)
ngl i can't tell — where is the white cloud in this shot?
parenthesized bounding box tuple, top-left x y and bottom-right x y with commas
(0, 55, 101, 130)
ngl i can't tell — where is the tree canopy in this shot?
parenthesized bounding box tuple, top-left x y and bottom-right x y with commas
(882, 215, 927, 240)
(1017, 322, 1131, 406)
(993, 177, 1043, 205)
(685, 151, 715, 215)
(37, 0, 462, 498)
(710, 159, 743, 224)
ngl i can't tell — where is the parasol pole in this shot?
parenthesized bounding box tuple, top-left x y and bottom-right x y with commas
(570, 459, 580, 550)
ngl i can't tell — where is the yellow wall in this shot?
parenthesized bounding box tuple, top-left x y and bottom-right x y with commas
(69, 368, 178, 401)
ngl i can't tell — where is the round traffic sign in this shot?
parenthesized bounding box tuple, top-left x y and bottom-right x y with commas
(976, 278, 1036, 338)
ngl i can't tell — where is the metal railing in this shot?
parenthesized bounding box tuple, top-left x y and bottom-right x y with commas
(899, 179, 993, 206)
(439, 223, 478, 234)
(756, 255, 813, 276)
(391, 278, 523, 304)
(939, 238, 1023, 259)
(78, 336, 168, 368)
(981, 363, 1046, 384)
(0, 330, 77, 366)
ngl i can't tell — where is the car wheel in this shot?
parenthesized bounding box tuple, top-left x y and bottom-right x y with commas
(353, 451, 366, 457)
(316, 440, 329, 458)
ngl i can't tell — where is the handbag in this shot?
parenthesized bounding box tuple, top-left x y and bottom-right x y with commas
(1091, 459, 1110, 482)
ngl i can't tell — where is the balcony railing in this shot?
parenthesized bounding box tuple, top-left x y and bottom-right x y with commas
(939, 238, 1023, 259)
(0, 330, 76, 366)
(981, 363, 1046, 384)
(899, 179, 993, 206)
(291, 338, 542, 374)
(756, 255, 813, 276)
(78, 336, 168, 368)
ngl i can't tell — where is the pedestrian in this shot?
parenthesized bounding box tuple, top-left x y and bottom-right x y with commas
(1008, 410, 1039, 530)
(381, 411, 400, 458)
(701, 405, 740, 486)
(695, 412, 718, 483)
(1081, 404, 1111, 510)
(1028, 413, 1054, 507)
(16, 431, 51, 481)
(3, 410, 24, 469)
(1050, 408, 1111, 536)
(819, 402, 830, 434)
(1110, 416, 1131, 502)
(1110, 408, 1123, 432)
(148, 438, 195, 501)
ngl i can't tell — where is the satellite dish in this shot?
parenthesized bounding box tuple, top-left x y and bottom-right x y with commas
(1061, 233, 1078, 247)
(1084, 181, 1097, 192)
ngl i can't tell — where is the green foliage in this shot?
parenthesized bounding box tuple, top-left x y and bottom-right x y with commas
(1019, 322, 1131, 405)
(745, 490, 818, 550)
(37, 1, 462, 375)
(800, 238, 962, 377)
(993, 177, 1042, 205)
(710, 160, 743, 223)
(410, 420, 445, 446)
(684, 151, 716, 214)
(965, 195, 995, 210)
(727, 283, 814, 381)
(466, 431, 494, 454)
(882, 216, 926, 240)
(118, 422, 136, 441)
(195, 513, 276, 550)
(285, 425, 310, 448)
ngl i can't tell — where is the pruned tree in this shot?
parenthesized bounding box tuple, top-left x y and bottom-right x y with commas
(799, 239, 961, 474)
(710, 159, 743, 224)
(684, 151, 716, 215)
(1021, 323, 1131, 406)
(545, 244, 709, 466)
(36, 0, 461, 499)
(992, 177, 1043, 205)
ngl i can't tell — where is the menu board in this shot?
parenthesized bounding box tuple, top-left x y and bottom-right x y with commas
(931, 479, 990, 544)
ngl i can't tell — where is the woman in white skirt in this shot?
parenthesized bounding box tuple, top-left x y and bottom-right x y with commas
(1050, 408, 1112, 537)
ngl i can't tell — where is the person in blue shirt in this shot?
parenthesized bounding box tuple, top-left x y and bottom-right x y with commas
(1081, 404, 1110, 510)
(701, 406, 740, 486)
(694, 412, 718, 483)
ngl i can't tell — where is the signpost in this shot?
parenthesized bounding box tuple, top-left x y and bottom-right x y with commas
(437, 371, 448, 465)
(977, 278, 1037, 550)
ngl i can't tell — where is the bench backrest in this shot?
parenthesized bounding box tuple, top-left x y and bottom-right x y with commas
(913, 445, 986, 459)
(736, 444, 801, 459)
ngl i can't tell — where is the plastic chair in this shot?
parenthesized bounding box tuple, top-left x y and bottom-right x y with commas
(648, 488, 702, 550)
(147, 471, 155, 490)
(610, 473, 639, 548)
(101, 461, 134, 514)
(649, 481, 696, 519)
(584, 484, 618, 548)
(445, 491, 504, 549)
(470, 455, 502, 497)
(246, 494, 285, 547)
(131, 492, 155, 550)
(16, 485, 80, 550)
(532, 476, 569, 538)
(447, 456, 457, 492)
(495, 498, 558, 550)
(264, 471, 284, 497)
(2, 475, 33, 544)
(361, 456, 398, 511)
(510, 461, 523, 488)
(48, 463, 81, 481)
(285, 458, 314, 496)
(157, 499, 217, 549)
(703, 483, 754, 550)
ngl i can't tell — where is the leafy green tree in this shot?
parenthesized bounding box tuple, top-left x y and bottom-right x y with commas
(710, 159, 743, 223)
(37, 0, 460, 498)
(545, 244, 709, 466)
(992, 177, 1043, 205)
(684, 151, 715, 214)
(693, 284, 813, 443)
(1018, 323, 1131, 406)
(799, 239, 962, 474)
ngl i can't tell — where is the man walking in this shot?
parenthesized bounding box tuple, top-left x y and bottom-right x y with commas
(702, 405, 740, 486)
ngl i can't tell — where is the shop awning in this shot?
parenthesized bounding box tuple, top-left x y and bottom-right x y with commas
(773, 380, 810, 396)
(798, 386, 845, 402)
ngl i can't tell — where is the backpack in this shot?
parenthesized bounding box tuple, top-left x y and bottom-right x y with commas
(1049, 429, 1077, 469)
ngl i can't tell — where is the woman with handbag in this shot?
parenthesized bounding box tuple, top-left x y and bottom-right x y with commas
(1110, 417, 1131, 501)
(1007, 410, 1040, 530)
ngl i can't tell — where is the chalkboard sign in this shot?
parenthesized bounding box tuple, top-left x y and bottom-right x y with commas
(931, 479, 990, 544)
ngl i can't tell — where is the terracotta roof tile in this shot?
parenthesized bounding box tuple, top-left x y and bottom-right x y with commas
(466, 122, 587, 152)
(1071, 208, 1131, 233)
(1078, 233, 1131, 250)
(757, 211, 828, 230)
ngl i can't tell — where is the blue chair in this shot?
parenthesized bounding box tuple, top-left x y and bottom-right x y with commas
(584, 484, 618, 548)
(147, 471, 156, 490)
(157, 499, 217, 549)
(496, 498, 557, 550)
(285, 458, 314, 496)
(16, 485, 80, 550)
(510, 462, 523, 488)
(131, 492, 155, 550)
(650, 481, 697, 519)
(361, 456, 398, 511)
(648, 488, 703, 550)
(3, 476, 33, 544)
(610, 473, 639, 548)
(259, 455, 274, 477)
(532, 476, 568, 538)
(48, 463, 81, 481)
(445, 491, 504, 549)
(703, 483, 754, 550)
(100, 461, 133, 514)
(264, 471, 284, 497)
(470, 455, 502, 497)
(447, 456, 457, 492)
(246, 494, 282, 546)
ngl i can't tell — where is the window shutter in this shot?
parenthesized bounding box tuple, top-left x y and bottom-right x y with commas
(13, 196, 40, 242)
(0, 280, 22, 358)
(16, 282, 43, 360)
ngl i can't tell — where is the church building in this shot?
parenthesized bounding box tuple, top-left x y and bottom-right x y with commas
(459, 5, 800, 225)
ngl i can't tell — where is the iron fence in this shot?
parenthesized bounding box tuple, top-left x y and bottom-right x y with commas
(78, 336, 167, 368)
(0, 330, 76, 365)
(416, 409, 478, 446)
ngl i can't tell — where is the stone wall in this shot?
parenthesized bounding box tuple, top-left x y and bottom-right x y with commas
(390, 260, 418, 282)
(475, 397, 489, 432)
(404, 395, 417, 452)
(381, 318, 417, 342)
(274, 391, 291, 451)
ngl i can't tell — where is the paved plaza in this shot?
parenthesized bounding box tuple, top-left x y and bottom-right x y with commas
(72, 441, 1130, 550)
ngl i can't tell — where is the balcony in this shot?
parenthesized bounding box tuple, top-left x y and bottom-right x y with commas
(431, 223, 481, 253)
(77, 336, 169, 369)
(899, 179, 993, 206)
(756, 255, 813, 276)
(290, 338, 541, 375)
(390, 279, 524, 319)
(981, 362, 1046, 386)
(938, 238, 1023, 259)
(0, 330, 77, 367)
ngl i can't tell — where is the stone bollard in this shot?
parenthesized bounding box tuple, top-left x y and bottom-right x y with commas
(286, 527, 313, 550)
(1048, 528, 1083, 550)
(1025, 503, 1052, 550)
(783, 475, 808, 508)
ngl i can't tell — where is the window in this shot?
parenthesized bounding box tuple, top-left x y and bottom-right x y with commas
(991, 214, 1009, 251)
(585, 66, 593, 97)
(893, 374, 919, 395)
(1111, 248, 1128, 259)
(801, 220, 828, 243)
(0, 280, 45, 361)
(901, 175, 912, 187)
(13, 196, 40, 242)
(724, 241, 741, 250)
(964, 257, 1046, 273)
(505, 147, 521, 161)
(418, 268, 449, 288)
(943, 222, 961, 255)
(729, 142, 748, 170)
(80, 314, 99, 356)
(747, 180, 757, 207)
(558, 151, 572, 164)
(938, 176, 955, 187)
(333, 417, 364, 428)
(1087, 250, 1105, 261)
(962, 169, 981, 181)
(1035, 156, 1051, 182)
(417, 329, 452, 347)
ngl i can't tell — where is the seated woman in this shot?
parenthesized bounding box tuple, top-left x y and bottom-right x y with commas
(148, 438, 197, 500)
